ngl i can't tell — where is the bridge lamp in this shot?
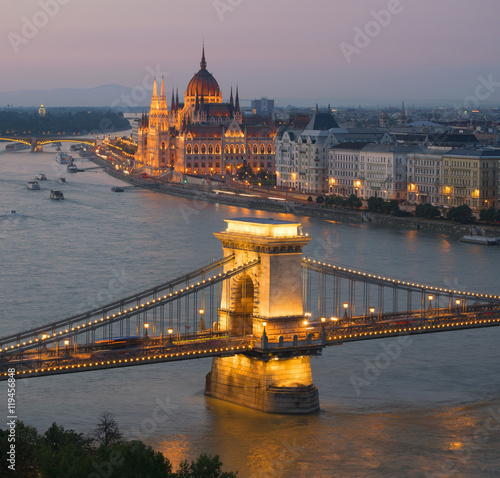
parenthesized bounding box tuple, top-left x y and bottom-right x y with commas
(144, 322, 150, 337)
(303, 319, 308, 326)
(343, 303, 349, 321)
(321, 317, 326, 323)
(199, 308, 205, 315)
(168, 328, 173, 343)
(330, 317, 338, 322)
(370, 307, 375, 321)
(64, 339, 69, 353)
(41, 334, 47, 340)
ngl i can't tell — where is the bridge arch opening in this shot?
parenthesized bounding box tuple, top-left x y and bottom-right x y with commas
(232, 272, 254, 336)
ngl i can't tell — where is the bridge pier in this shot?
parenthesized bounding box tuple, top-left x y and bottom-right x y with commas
(206, 218, 320, 414)
(206, 354, 319, 414)
(31, 138, 42, 152)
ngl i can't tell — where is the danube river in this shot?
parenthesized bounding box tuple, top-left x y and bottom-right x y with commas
(1, 148, 500, 477)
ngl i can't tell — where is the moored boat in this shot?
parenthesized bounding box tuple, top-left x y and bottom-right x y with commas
(460, 235, 500, 245)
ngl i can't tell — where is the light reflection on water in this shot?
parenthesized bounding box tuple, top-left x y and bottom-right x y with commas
(0, 150, 499, 477)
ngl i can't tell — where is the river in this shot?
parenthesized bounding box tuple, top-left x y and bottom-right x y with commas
(0, 147, 499, 477)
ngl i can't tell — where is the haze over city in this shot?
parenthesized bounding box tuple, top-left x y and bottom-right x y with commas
(2, 0, 500, 106)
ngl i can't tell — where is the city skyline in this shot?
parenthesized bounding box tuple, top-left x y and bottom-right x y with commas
(2, 0, 500, 107)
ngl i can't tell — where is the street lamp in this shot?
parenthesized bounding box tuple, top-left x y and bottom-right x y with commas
(64, 339, 69, 354)
(428, 295, 434, 316)
(199, 308, 205, 332)
(343, 303, 349, 321)
(144, 322, 149, 338)
(168, 328, 173, 343)
(369, 307, 375, 322)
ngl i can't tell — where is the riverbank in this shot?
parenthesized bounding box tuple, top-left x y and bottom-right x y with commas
(90, 155, 500, 237)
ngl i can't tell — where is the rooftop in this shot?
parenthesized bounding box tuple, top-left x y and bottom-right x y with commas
(224, 217, 302, 238)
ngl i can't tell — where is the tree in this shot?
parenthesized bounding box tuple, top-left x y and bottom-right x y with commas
(345, 194, 362, 209)
(367, 196, 385, 212)
(93, 411, 123, 448)
(479, 207, 497, 223)
(324, 195, 334, 207)
(93, 441, 173, 478)
(307, 196, 313, 202)
(0, 421, 41, 478)
(447, 204, 475, 224)
(175, 453, 237, 478)
(415, 203, 441, 219)
(316, 195, 324, 204)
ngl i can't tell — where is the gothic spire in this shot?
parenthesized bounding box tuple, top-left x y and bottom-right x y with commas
(175, 88, 179, 110)
(159, 76, 168, 110)
(200, 42, 207, 69)
(235, 85, 240, 113)
(229, 85, 234, 107)
(150, 77, 158, 113)
(171, 89, 175, 112)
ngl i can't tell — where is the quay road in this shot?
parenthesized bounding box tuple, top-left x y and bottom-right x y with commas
(1, 304, 499, 381)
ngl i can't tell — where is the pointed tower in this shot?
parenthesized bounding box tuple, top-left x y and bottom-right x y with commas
(229, 86, 234, 108)
(171, 89, 175, 113)
(149, 77, 159, 129)
(175, 88, 179, 111)
(235, 86, 240, 113)
(158, 76, 169, 131)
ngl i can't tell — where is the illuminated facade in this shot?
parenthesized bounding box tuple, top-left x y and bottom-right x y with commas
(135, 47, 276, 178)
(441, 149, 500, 209)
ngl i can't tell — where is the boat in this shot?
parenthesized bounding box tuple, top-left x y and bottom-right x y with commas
(50, 190, 64, 200)
(460, 235, 500, 245)
(111, 186, 125, 192)
(26, 180, 40, 190)
(35, 173, 47, 181)
(460, 225, 500, 245)
(58, 176, 66, 184)
(55, 152, 73, 164)
(70, 144, 84, 151)
(67, 163, 78, 173)
(6, 142, 30, 151)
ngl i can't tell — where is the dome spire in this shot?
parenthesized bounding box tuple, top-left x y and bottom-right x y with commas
(200, 41, 207, 69)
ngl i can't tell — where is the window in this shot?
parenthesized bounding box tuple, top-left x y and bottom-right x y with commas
(194, 145, 199, 154)
(186, 144, 192, 154)
(201, 144, 206, 154)
(215, 145, 221, 154)
(208, 145, 213, 154)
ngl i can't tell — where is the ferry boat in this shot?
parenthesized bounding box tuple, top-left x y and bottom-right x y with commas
(50, 190, 64, 200)
(35, 173, 47, 181)
(56, 152, 73, 164)
(26, 180, 40, 190)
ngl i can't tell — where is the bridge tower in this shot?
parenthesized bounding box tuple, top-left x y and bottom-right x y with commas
(205, 218, 320, 414)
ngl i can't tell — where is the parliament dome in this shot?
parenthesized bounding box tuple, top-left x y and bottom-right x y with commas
(185, 47, 223, 107)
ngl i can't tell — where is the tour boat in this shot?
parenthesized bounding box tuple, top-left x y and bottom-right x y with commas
(55, 153, 73, 164)
(50, 190, 64, 200)
(26, 180, 40, 190)
(6, 142, 30, 151)
(35, 173, 47, 181)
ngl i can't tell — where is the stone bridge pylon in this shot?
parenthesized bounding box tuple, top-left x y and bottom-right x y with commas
(205, 218, 320, 414)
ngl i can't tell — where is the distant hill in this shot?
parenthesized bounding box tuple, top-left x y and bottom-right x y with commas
(0, 85, 151, 108)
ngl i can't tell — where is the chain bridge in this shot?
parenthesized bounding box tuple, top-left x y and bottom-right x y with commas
(1, 218, 499, 413)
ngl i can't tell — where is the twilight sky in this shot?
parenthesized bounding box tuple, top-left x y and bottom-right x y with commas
(1, 0, 500, 106)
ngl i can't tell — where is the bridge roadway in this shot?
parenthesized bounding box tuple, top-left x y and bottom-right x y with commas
(1, 305, 499, 381)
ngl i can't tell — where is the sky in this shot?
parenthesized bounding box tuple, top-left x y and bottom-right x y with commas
(1, 0, 500, 107)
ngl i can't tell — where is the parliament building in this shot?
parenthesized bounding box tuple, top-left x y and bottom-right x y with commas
(135, 47, 276, 178)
